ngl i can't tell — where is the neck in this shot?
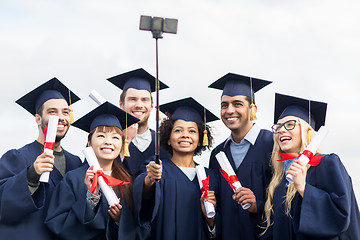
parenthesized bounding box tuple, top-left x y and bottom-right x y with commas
(171, 152, 196, 168)
(137, 123, 149, 135)
(98, 159, 113, 172)
(231, 122, 253, 143)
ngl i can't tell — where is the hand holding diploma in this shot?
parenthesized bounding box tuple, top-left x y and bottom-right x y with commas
(215, 151, 251, 210)
(39, 115, 59, 183)
(196, 165, 216, 218)
(83, 147, 129, 206)
(278, 126, 329, 183)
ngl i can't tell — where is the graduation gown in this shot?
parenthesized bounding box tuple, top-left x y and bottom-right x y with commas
(46, 164, 147, 240)
(209, 129, 273, 240)
(133, 158, 217, 240)
(123, 129, 170, 177)
(261, 153, 360, 240)
(0, 141, 82, 240)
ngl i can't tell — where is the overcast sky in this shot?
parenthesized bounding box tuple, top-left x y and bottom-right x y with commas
(1, 0, 359, 202)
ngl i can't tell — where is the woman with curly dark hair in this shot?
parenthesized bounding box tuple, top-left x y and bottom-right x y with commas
(133, 97, 220, 240)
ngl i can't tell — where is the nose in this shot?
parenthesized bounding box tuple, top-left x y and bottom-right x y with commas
(134, 99, 143, 108)
(277, 124, 287, 133)
(104, 135, 113, 144)
(57, 112, 66, 121)
(181, 131, 190, 138)
(226, 104, 235, 114)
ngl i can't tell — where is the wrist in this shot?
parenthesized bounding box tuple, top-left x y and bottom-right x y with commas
(144, 175, 155, 186)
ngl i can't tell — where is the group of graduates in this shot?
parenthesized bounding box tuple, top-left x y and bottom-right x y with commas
(0, 68, 359, 240)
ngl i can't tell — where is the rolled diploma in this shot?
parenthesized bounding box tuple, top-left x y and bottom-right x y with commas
(196, 165, 215, 218)
(286, 126, 329, 183)
(39, 115, 59, 183)
(82, 147, 119, 206)
(89, 90, 107, 106)
(215, 151, 251, 210)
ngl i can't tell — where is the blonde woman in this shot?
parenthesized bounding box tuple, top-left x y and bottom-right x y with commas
(261, 93, 360, 240)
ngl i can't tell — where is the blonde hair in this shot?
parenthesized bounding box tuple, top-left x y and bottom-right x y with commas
(261, 118, 316, 235)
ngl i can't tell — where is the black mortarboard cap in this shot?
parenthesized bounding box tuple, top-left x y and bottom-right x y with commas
(107, 68, 169, 93)
(159, 97, 219, 124)
(274, 93, 327, 131)
(208, 73, 272, 99)
(72, 101, 139, 133)
(16, 77, 80, 116)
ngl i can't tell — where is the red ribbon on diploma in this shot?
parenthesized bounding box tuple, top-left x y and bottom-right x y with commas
(201, 176, 210, 199)
(220, 169, 238, 191)
(90, 170, 130, 194)
(277, 150, 325, 166)
(42, 125, 55, 153)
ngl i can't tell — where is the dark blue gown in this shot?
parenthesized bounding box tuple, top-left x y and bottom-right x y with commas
(122, 129, 170, 178)
(0, 141, 82, 239)
(261, 153, 360, 240)
(133, 158, 217, 240)
(209, 129, 274, 239)
(46, 164, 147, 240)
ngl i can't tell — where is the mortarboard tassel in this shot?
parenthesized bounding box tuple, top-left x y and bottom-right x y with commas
(203, 108, 208, 146)
(68, 90, 74, 124)
(307, 100, 312, 143)
(69, 108, 74, 124)
(249, 77, 257, 121)
(123, 112, 130, 157)
(124, 139, 130, 157)
(250, 103, 257, 121)
(203, 129, 208, 146)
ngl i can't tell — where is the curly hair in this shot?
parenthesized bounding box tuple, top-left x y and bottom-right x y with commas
(159, 117, 214, 156)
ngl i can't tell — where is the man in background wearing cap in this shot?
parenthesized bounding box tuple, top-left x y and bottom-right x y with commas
(0, 78, 83, 239)
(208, 73, 274, 239)
(107, 68, 170, 177)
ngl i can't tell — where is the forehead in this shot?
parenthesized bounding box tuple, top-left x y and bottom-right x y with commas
(42, 98, 69, 110)
(125, 88, 151, 99)
(94, 126, 121, 134)
(173, 119, 198, 129)
(221, 95, 248, 102)
(277, 115, 298, 123)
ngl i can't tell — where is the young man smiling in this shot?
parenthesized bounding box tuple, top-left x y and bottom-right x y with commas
(0, 78, 83, 239)
(107, 68, 170, 177)
(208, 73, 273, 240)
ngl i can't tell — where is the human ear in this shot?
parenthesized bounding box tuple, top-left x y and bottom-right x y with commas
(119, 100, 125, 110)
(35, 114, 42, 127)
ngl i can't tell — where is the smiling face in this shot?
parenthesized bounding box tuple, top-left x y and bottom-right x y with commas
(89, 126, 123, 163)
(168, 119, 199, 155)
(36, 98, 71, 143)
(220, 95, 253, 135)
(120, 88, 153, 126)
(274, 116, 302, 153)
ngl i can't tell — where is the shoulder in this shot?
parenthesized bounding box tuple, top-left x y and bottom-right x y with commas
(62, 164, 89, 184)
(314, 153, 350, 178)
(211, 140, 227, 154)
(1, 142, 40, 162)
(62, 148, 81, 160)
(254, 129, 274, 147)
(258, 129, 274, 141)
(318, 153, 343, 168)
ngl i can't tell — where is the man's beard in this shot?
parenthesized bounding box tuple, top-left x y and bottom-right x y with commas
(41, 119, 69, 143)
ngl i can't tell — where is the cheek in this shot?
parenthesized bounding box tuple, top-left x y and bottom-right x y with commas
(144, 102, 152, 110)
(274, 135, 281, 145)
(220, 109, 226, 117)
